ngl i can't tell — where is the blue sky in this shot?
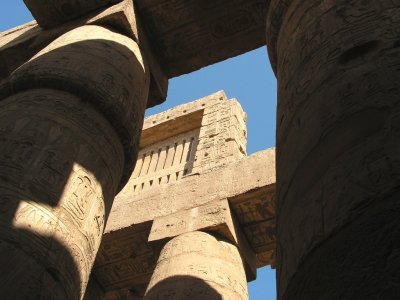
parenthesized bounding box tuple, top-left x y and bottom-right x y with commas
(0, 2, 277, 299)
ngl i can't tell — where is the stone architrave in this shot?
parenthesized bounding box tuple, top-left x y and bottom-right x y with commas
(90, 93, 276, 298)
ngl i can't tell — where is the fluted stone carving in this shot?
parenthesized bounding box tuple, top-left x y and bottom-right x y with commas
(266, 0, 400, 298)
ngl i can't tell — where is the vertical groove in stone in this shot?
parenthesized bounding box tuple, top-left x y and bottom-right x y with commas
(267, 0, 400, 299)
(144, 231, 249, 300)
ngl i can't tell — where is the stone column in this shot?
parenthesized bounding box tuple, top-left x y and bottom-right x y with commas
(0, 25, 149, 299)
(266, 1, 400, 299)
(144, 231, 249, 300)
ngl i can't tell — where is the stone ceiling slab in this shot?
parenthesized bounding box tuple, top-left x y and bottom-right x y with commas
(135, 0, 270, 77)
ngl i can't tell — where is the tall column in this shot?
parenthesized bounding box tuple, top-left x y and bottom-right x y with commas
(267, 1, 400, 299)
(144, 231, 249, 300)
(0, 25, 149, 299)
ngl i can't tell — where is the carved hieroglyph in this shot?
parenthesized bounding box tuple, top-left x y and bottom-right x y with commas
(0, 23, 149, 299)
(90, 92, 276, 298)
(0, 89, 123, 299)
(144, 231, 249, 300)
(267, 0, 400, 299)
(1, 0, 269, 83)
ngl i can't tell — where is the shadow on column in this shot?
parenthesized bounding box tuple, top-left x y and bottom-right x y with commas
(144, 275, 223, 300)
(0, 30, 147, 299)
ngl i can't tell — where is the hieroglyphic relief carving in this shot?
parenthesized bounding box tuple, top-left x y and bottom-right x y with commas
(145, 231, 249, 300)
(0, 25, 150, 298)
(94, 225, 157, 291)
(136, 0, 268, 76)
(95, 95, 275, 296)
(9, 24, 149, 188)
(267, 0, 400, 298)
(0, 89, 124, 299)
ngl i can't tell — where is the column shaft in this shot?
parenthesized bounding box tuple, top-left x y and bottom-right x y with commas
(0, 25, 149, 299)
(144, 231, 249, 300)
(267, 0, 400, 298)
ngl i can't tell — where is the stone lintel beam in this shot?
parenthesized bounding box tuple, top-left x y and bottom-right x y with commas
(1, 0, 167, 107)
(23, 0, 123, 29)
(135, 0, 271, 78)
(93, 149, 274, 293)
(107, 148, 275, 231)
(23, 0, 270, 78)
(148, 199, 257, 281)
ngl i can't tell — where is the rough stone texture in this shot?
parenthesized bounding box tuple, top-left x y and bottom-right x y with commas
(4, 0, 270, 103)
(230, 186, 276, 268)
(0, 89, 123, 299)
(136, 0, 270, 77)
(17, 0, 270, 79)
(8, 24, 149, 189)
(83, 276, 105, 300)
(93, 94, 276, 296)
(148, 199, 237, 244)
(266, 0, 400, 298)
(0, 23, 149, 299)
(127, 91, 247, 193)
(23, 0, 123, 28)
(144, 231, 249, 300)
(0, 1, 167, 107)
(148, 199, 257, 281)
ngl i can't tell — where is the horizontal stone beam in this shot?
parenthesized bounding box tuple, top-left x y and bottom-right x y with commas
(148, 199, 257, 281)
(6, 0, 270, 83)
(135, 0, 270, 77)
(94, 144, 275, 293)
(107, 148, 276, 232)
(0, 0, 167, 107)
(21, 0, 269, 78)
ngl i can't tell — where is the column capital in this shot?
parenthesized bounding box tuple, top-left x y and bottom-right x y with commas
(1, 0, 168, 107)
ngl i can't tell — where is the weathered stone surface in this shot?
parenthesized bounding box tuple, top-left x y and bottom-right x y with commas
(144, 231, 249, 300)
(0, 89, 123, 299)
(267, 0, 400, 298)
(149, 200, 236, 244)
(108, 149, 274, 232)
(148, 199, 257, 281)
(0, 21, 42, 81)
(230, 186, 276, 268)
(23, 0, 122, 28)
(0, 19, 150, 299)
(136, 0, 269, 77)
(125, 91, 247, 195)
(92, 94, 276, 295)
(21, 0, 269, 78)
(8, 24, 149, 189)
(83, 276, 106, 300)
(0, 1, 168, 107)
(93, 221, 156, 294)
